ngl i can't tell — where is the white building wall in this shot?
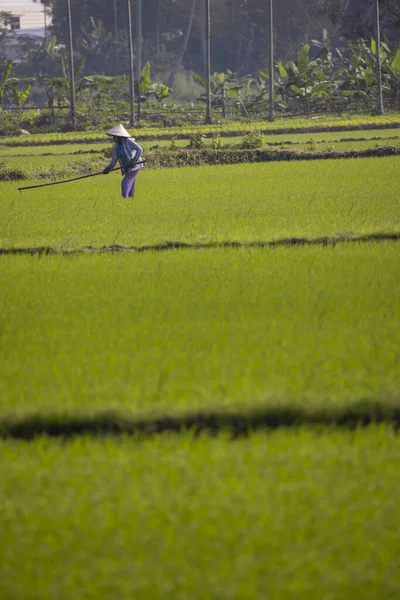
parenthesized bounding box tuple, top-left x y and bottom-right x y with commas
(0, 0, 52, 34)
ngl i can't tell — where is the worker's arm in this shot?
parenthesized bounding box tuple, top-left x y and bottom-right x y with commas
(103, 144, 118, 174)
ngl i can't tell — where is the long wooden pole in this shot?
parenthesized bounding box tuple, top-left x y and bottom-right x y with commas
(18, 161, 146, 193)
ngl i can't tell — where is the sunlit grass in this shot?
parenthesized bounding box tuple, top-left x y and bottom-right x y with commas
(0, 143, 110, 156)
(1, 428, 399, 599)
(1, 157, 399, 249)
(1, 243, 399, 419)
(1, 120, 399, 600)
(1, 112, 400, 146)
(1, 127, 400, 156)
(1, 130, 399, 162)
(2, 154, 97, 169)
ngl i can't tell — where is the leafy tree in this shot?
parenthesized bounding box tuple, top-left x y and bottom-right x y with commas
(24, 36, 64, 78)
(79, 18, 116, 75)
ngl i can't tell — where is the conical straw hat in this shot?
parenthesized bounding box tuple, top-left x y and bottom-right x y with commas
(106, 124, 131, 138)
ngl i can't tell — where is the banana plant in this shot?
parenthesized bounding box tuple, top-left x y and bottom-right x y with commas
(4, 77, 34, 106)
(0, 60, 33, 107)
(388, 47, 400, 103)
(135, 62, 169, 101)
(274, 44, 336, 113)
(39, 35, 61, 77)
(79, 74, 128, 108)
(44, 77, 71, 110)
(42, 50, 85, 113)
(80, 74, 128, 94)
(192, 69, 243, 108)
(135, 61, 151, 98)
(0, 59, 13, 108)
(60, 47, 85, 81)
(335, 38, 399, 99)
(336, 39, 378, 97)
(79, 17, 115, 74)
(80, 64, 169, 105)
(371, 39, 400, 103)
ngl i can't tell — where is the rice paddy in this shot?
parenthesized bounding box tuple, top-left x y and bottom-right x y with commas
(1, 157, 399, 249)
(0, 124, 399, 599)
(1, 428, 400, 600)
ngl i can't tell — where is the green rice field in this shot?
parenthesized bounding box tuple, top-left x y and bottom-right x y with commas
(1, 243, 399, 419)
(1, 126, 400, 156)
(1, 126, 399, 183)
(1, 110, 400, 146)
(0, 128, 399, 599)
(1, 133, 399, 165)
(1, 428, 400, 600)
(1, 157, 399, 249)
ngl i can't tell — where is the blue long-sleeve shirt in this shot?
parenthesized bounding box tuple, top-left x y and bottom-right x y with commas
(106, 137, 144, 173)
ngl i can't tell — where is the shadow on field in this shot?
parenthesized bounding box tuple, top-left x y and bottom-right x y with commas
(1, 401, 399, 441)
(1, 232, 400, 257)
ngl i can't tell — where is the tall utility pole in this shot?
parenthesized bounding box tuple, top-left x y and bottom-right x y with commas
(375, 0, 384, 115)
(155, 0, 160, 59)
(205, 0, 212, 124)
(43, 0, 47, 38)
(66, 0, 76, 129)
(136, 0, 142, 120)
(268, 0, 274, 121)
(113, 0, 119, 74)
(127, 0, 135, 127)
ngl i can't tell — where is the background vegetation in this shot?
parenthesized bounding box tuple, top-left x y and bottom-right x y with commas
(1, 1, 400, 133)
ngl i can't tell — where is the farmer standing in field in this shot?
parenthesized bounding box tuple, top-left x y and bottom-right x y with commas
(103, 124, 144, 198)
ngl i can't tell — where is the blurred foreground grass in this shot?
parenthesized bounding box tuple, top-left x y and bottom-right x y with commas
(1, 428, 399, 600)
